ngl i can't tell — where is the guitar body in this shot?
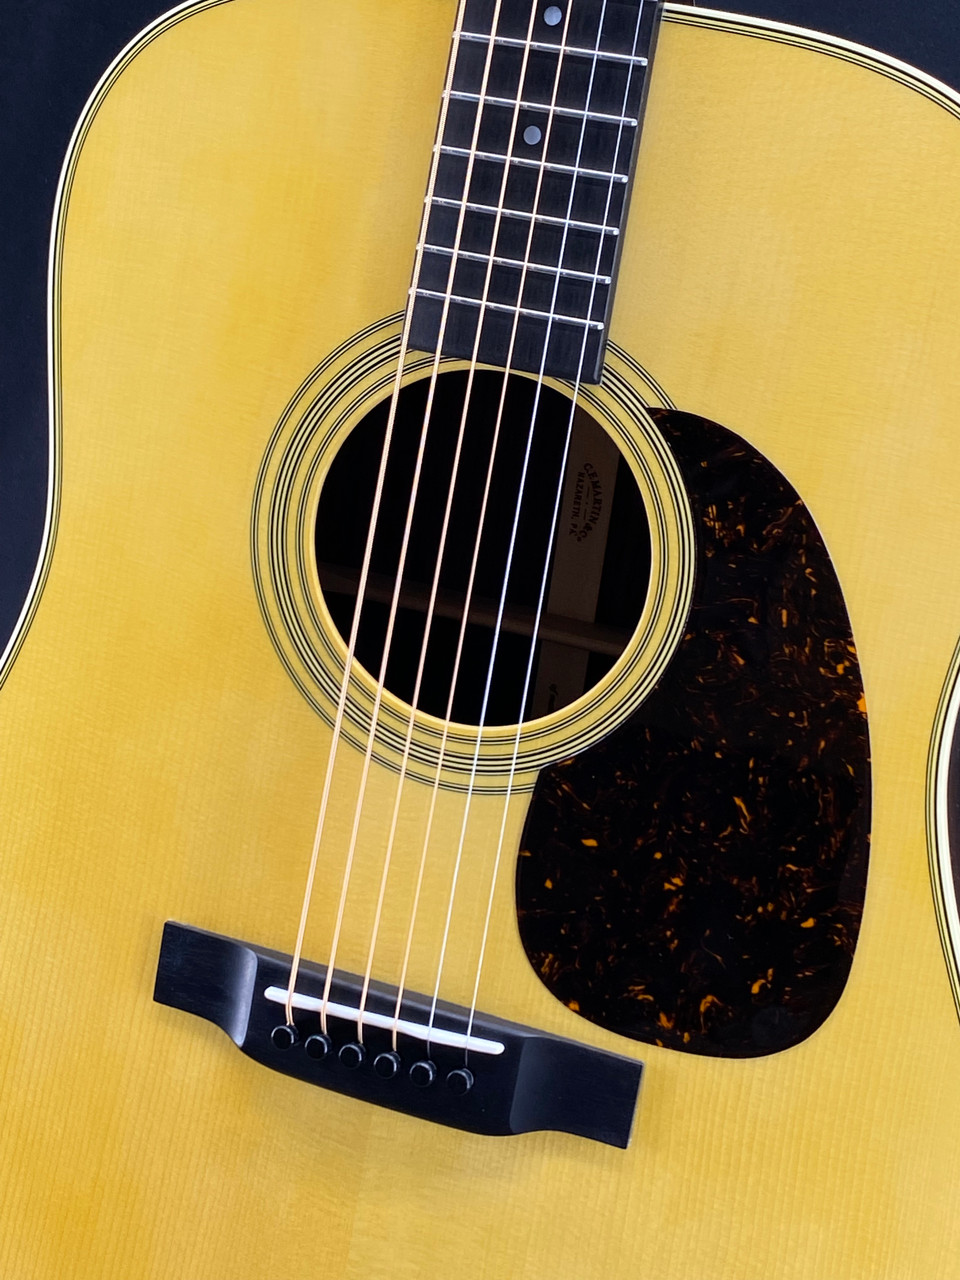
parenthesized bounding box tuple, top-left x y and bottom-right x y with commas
(3, 2, 960, 1275)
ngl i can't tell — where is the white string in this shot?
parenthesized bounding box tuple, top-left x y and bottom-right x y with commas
(291, 0, 651, 1052)
(421, 0, 599, 1051)
(310, 0, 517, 1038)
(463, 0, 650, 1060)
(386, 0, 563, 1051)
(284, 0, 480, 1029)
(357, 2, 553, 1040)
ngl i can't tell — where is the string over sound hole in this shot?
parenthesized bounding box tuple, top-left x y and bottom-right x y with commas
(315, 370, 650, 726)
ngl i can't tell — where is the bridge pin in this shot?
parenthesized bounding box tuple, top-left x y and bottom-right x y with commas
(446, 1068, 474, 1096)
(304, 1033, 333, 1060)
(339, 1042, 366, 1069)
(270, 1024, 299, 1050)
(409, 1059, 437, 1088)
(373, 1051, 401, 1079)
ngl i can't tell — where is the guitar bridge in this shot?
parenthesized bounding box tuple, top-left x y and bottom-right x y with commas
(154, 921, 643, 1148)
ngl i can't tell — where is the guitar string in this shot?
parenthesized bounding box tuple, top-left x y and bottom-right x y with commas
(420, 0, 605, 1053)
(427, 0, 647, 1054)
(356, 4, 555, 1041)
(291, 0, 644, 1046)
(464, 0, 650, 1061)
(283, 0, 479, 1030)
(310, 0, 514, 1038)
(388, 0, 582, 1050)
(386, 0, 586, 1049)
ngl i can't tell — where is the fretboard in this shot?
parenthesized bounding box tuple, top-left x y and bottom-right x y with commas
(408, 0, 662, 383)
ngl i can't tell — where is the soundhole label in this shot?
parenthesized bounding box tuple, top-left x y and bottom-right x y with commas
(315, 369, 650, 727)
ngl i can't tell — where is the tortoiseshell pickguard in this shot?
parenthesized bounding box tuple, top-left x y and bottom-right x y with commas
(517, 409, 871, 1057)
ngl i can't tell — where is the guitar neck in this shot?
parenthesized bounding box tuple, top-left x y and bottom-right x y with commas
(408, 0, 663, 383)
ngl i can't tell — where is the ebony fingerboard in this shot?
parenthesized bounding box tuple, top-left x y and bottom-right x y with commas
(409, 0, 662, 382)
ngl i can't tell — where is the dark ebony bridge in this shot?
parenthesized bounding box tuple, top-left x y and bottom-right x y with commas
(154, 921, 643, 1147)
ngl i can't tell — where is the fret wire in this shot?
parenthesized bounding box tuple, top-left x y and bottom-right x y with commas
(437, 144, 629, 183)
(458, 31, 649, 66)
(412, 287, 605, 331)
(412, 1, 655, 365)
(429, 195, 620, 234)
(445, 89, 638, 128)
(419, 242, 612, 284)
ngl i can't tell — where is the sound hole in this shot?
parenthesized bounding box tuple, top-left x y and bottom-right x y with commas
(315, 370, 650, 726)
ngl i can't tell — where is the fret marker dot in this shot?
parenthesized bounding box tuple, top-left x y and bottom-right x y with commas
(544, 6, 563, 25)
(523, 125, 542, 146)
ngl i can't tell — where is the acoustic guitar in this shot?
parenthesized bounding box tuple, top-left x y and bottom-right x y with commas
(3, 1, 960, 1276)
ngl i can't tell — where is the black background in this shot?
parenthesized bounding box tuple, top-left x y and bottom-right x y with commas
(1, 0, 958, 645)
